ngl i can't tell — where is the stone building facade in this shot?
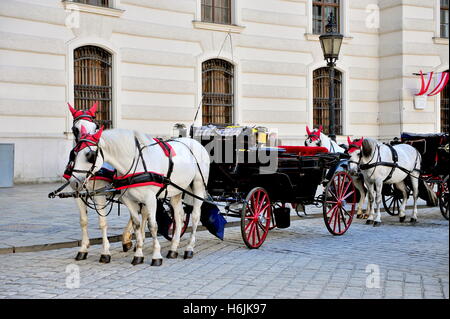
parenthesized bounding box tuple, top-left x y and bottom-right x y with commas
(0, 0, 448, 183)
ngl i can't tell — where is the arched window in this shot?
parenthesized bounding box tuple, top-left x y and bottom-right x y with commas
(74, 46, 113, 128)
(441, 70, 449, 133)
(313, 67, 343, 135)
(202, 59, 234, 126)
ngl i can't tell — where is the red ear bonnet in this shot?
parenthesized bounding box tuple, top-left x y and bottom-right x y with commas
(93, 126, 104, 141)
(318, 125, 323, 135)
(87, 102, 98, 117)
(68, 103, 78, 117)
(347, 136, 352, 145)
(348, 137, 364, 153)
(306, 125, 311, 136)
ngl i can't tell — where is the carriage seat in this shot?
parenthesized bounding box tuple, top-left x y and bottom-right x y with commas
(278, 145, 329, 156)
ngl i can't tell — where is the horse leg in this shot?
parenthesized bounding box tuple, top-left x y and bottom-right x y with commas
(121, 197, 145, 265)
(410, 173, 420, 224)
(144, 194, 163, 266)
(365, 183, 375, 225)
(354, 176, 366, 219)
(184, 180, 204, 259)
(395, 181, 408, 223)
(373, 180, 383, 226)
(94, 195, 111, 263)
(75, 198, 89, 260)
(167, 194, 184, 259)
(122, 218, 134, 252)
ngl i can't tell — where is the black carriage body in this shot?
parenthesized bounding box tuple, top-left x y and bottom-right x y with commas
(401, 132, 449, 176)
(204, 143, 339, 205)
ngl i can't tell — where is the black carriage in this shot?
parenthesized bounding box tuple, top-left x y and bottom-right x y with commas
(382, 132, 449, 220)
(192, 125, 357, 249)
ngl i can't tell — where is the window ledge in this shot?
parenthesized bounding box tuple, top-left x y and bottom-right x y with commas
(193, 21, 245, 33)
(62, 1, 124, 18)
(433, 37, 449, 45)
(304, 33, 353, 43)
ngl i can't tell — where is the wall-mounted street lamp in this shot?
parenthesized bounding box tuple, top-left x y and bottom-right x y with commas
(319, 12, 343, 141)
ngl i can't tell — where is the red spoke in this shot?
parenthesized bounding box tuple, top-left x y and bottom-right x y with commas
(342, 190, 355, 201)
(341, 178, 352, 198)
(244, 219, 254, 232)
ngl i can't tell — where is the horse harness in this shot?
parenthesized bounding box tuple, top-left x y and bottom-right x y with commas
(358, 143, 420, 182)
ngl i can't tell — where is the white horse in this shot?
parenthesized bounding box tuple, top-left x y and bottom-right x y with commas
(348, 137, 437, 226)
(304, 126, 369, 218)
(69, 127, 210, 266)
(67, 103, 134, 263)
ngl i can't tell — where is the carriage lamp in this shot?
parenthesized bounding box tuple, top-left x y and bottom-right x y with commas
(173, 123, 187, 138)
(319, 12, 343, 142)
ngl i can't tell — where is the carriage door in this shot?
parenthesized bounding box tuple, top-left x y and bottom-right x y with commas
(74, 46, 113, 128)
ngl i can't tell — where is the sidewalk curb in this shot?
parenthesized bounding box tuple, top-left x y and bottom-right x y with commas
(0, 204, 431, 255)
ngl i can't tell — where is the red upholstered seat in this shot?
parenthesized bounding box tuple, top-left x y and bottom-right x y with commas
(278, 145, 329, 156)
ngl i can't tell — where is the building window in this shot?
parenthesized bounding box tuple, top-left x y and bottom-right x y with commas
(441, 70, 449, 133)
(313, 67, 343, 135)
(72, 0, 111, 7)
(313, 0, 340, 34)
(74, 46, 113, 128)
(202, 0, 232, 25)
(441, 0, 449, 38)
(202, 59, 234, 126)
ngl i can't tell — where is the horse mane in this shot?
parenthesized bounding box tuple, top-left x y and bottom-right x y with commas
(100, 128, 139, 158)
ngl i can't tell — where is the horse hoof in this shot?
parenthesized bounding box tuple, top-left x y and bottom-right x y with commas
(151, 259, 163, 266)
(184, 251, 194, 259)
(75, 252, 88, 261)
(399, 216, 406, 223)
(356, 214, 362, 219)
(99, 254, 111, 263)
(122, 242, 132, 252)
(131, 256, 144, 266)
(373, 221, 381, 227)
(365, 220, 374, 225)
(410, 218, 417, 224)
(167, 250, 178, 259)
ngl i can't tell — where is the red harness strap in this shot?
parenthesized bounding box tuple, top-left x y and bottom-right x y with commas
(113, 171, 166, 190)
(153, 138, 176, 157)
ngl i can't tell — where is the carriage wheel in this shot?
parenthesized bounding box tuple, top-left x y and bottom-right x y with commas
(439, 176, 449, 220)
(323, 171, 356, 236)
(381, 184, 410, 216)
(241, 187, 272, 249)
(162, 204, 191, 241)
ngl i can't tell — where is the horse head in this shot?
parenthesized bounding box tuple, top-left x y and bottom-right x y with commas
(68, 102, 99, 140)
(347, 136, 376, 174)
(304, 125, 323, 146)
(69, 125, 105, 190)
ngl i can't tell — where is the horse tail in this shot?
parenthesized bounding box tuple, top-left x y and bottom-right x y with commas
(413, 151, 438, 206)
(419, 179, 438, 207)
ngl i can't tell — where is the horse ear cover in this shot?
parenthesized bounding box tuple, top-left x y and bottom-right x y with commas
(362, 139, 372, 157)
(306, 125, 311, 136)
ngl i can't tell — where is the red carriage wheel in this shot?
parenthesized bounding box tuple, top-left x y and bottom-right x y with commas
(323, 171, 356, 235)
(161, 204, 191, 241)
(241, 187, 272, 249)
(165, 213, 190, 241)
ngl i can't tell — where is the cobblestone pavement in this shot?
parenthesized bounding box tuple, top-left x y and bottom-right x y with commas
(0, 200, 447, 299)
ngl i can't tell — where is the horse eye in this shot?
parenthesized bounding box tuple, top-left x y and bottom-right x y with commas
(86, 151, 96, 164)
